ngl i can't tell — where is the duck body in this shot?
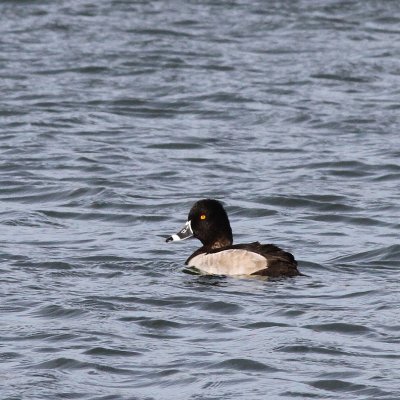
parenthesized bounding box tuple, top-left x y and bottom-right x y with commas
(166, 199, 299, 277)
(186, 242, 298, 277)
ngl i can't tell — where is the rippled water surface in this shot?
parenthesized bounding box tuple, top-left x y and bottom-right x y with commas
(1, 1, 400, 399)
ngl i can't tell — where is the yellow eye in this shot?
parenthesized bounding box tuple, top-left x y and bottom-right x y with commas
(200, 214, 206, 220)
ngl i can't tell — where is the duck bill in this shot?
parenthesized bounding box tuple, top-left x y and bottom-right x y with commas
(166, 220, 193, 242)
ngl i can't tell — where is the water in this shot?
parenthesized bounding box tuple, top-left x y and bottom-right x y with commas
(1, 1, 400, 399)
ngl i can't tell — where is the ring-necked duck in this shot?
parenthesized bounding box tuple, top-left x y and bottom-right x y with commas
(166, 199, 299, 277)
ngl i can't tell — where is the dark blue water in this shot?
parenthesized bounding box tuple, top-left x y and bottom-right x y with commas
(1, 1, 400, 399)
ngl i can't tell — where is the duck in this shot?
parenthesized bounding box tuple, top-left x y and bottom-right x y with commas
(166, 199, 299, 277)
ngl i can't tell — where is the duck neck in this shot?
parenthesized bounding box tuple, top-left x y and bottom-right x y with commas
(209, 236, 232, 249)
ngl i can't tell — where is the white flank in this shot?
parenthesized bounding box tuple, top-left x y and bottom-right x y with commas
(188, 249, 267, 275)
